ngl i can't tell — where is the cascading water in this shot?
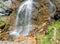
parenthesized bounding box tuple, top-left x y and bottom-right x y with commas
(9, 0, 33, 37)
(9, 0, 56, 38)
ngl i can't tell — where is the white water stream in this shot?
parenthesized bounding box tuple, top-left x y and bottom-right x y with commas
(10, 0, 33, 37)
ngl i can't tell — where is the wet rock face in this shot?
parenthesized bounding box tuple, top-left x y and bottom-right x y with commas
(31, 0, 50, 25)
(51, 0, 60, 20)
(0, 0, 12, 16)
(0, 0, 11, 8)
(54, 8, 60, 20)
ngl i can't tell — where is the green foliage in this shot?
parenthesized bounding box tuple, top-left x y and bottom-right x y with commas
(48, 20, 60, 30)
(0, 20, 5, 25)
(40, 37, 51, 44)
(37, 34, 42, 39)
(37, 33, 57, 44)
(37, 20, 60, 44)
(48, 20, 60, 38)
(37, 34, 51, 44)
(56, 29, 60, 40)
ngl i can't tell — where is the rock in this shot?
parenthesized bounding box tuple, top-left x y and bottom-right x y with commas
(54, 8, 60, 20)
(14, 36, 36, 44)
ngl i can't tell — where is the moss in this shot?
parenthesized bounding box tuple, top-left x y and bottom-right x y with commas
(0, 20, 5, 26)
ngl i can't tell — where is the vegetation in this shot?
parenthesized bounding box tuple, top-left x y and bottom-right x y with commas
(0, 20, 4, 25)
(37, 20, 60, 44)
(0, 0, 60, 44)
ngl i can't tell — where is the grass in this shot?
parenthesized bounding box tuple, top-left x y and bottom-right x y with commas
(37, 19, 60, 44)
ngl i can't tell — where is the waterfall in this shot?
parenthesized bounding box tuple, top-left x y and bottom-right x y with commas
(9, 0, 56, 38)
(10, 0, 33, 37)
